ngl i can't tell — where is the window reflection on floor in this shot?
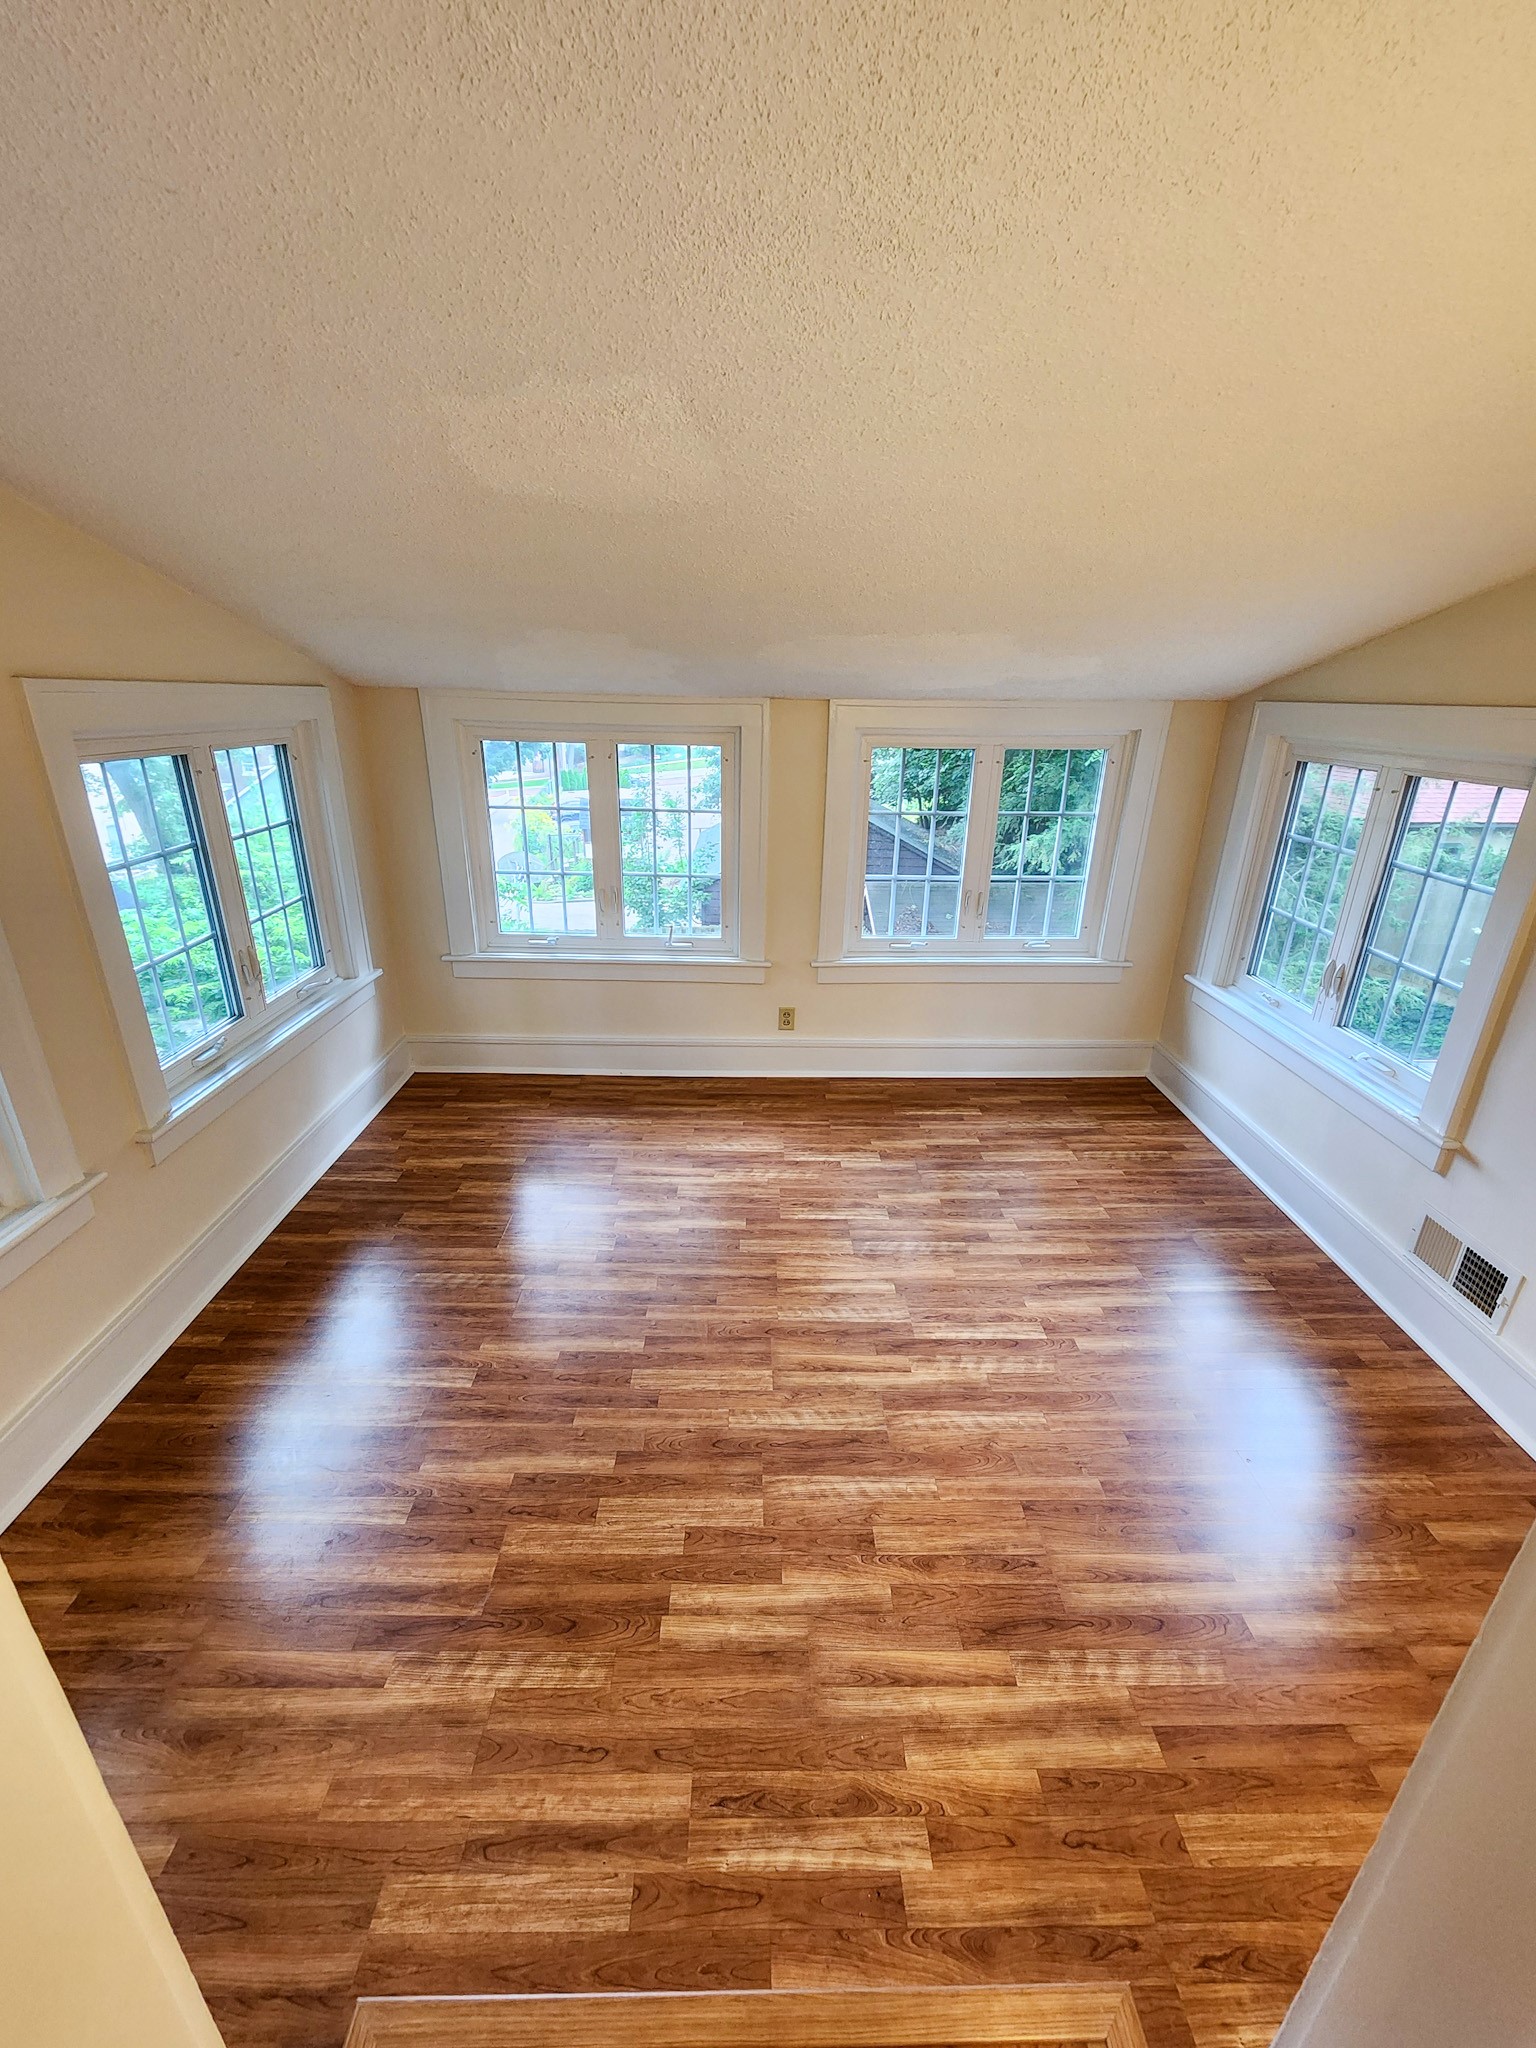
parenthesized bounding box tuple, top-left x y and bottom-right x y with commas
(1164, 1244, 1338, 1567)
(233, 1248, 422, 1569)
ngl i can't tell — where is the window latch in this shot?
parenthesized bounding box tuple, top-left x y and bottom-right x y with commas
(1354, 1050, 1399, 1080)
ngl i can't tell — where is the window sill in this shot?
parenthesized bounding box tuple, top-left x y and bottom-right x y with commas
(0, 1173, 104, 1290)
(1185, 975, 1456, 1173)
(813, 955, 1129, 985)
(444, 953, 770, 983)
(136, 970, 383, 1164)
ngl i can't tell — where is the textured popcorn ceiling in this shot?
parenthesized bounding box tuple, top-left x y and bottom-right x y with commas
(2, 2, 1534, 698)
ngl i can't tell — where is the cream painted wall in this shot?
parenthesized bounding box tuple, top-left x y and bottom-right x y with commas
(0, 1561, 222, 2047)
(1161, 570, 1536, 1375)
(0, 481, 399, 1464)
(359, 689, 1224, 1055)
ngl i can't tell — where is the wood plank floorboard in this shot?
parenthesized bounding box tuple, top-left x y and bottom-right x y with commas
(6, 1075, 1534, 2048)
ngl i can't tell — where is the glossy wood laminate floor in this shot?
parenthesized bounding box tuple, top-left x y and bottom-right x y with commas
(7, 1077, 1535, 2048)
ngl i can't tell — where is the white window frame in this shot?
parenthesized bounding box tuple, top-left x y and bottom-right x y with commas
(1192, 701, 1536, 1174)
(0, 910, 101, 1288)
(25, 679, 377, 1163)
(422, 692, 770, 981)
(814, 699, 1171, 983)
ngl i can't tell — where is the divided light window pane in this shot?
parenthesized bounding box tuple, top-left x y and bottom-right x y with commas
(482, 740, 594, 935)
(213, 744, 324, 997)
(1344, 778, 1527, 1075)
(863, 747, 974, 939)
(619, 743, 724, 938)
(1249, 760, 1376, 1004)
(80, 754, 238, 1061)
(987, 747, 1106, 940)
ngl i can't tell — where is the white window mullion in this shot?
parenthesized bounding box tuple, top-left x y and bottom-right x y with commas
(1314, 767, 1404, 1027)
(189, 747, 267, 1031)
(958, 744, 1004, 942)
(588, 739, 625, 943)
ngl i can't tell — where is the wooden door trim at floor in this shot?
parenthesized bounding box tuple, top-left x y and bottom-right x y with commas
(344, 1983, 1150, 2048)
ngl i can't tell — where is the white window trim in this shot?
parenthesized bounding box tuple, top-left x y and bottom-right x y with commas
(421, 691, 770, 981)
(0, 911, 100, 1288)
(814, 699, 1171, 983)
(24, 678, 376, 1159)
(1193, 701, 1536, 1175)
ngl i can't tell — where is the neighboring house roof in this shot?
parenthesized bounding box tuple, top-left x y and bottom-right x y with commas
(865, 808, 961, 879)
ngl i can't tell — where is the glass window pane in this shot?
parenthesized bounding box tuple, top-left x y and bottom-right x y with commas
(81, 762, 124, 864)
(869, 747, 902, 816)
(998, 751, 1031, 810)
(617, 743, 653, 807)
(860, 746, 974, 943)
(655, 810, 688, 875)
(212, 744, 327, 997)
(490, 807, 529, 871)
(496, 875, 532, 932)
(518, 740, 557, 808)
(863, 880, 892, 937)
(1402, 877, 1462, 977)
(1064, 749, 1104, 813)
(892, 880, 928, 934)
(1015, 879, 1049, 938)
(615, 742, 725, 938)
(623, 875, 657, 933)
(1442, 891, 1487, 990)
(1029, 750, 1067, 810)
(657, 877, 690, 930)
(1342, 777, 1527, 1075)
(985, 881, 1016, 935)
(478, 739, 593, 940)
(1248, 761, 1377, 1004)
(1047, 881, 1085, 936)
(690, 813, 722, 876)
(145, 752, 192, 846)
(924, 882, 960, 936)
(900, 749, 938, 814)
(105, 758, 158, 858)
(985, 745, 1107, 945)
(621, 811, 654, 869)
(80, 752, 238, 1063)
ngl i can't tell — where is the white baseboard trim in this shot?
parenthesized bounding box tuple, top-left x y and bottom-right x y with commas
(408, 1032, 1155, 1080)
(1149, 1044, 1536, 1458)
(0, 1038, 413, 1531)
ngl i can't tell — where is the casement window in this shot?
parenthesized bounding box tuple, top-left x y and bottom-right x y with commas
(26, 680, 376, 1160)
(1194, 703, 1536, 1171)
(815, 701, 1171, 982)
(421, 694, 768, 981)
(79, 742, 328, 1088)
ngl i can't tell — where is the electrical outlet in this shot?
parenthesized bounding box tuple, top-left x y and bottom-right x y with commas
(778, 1006, 796, 1031)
